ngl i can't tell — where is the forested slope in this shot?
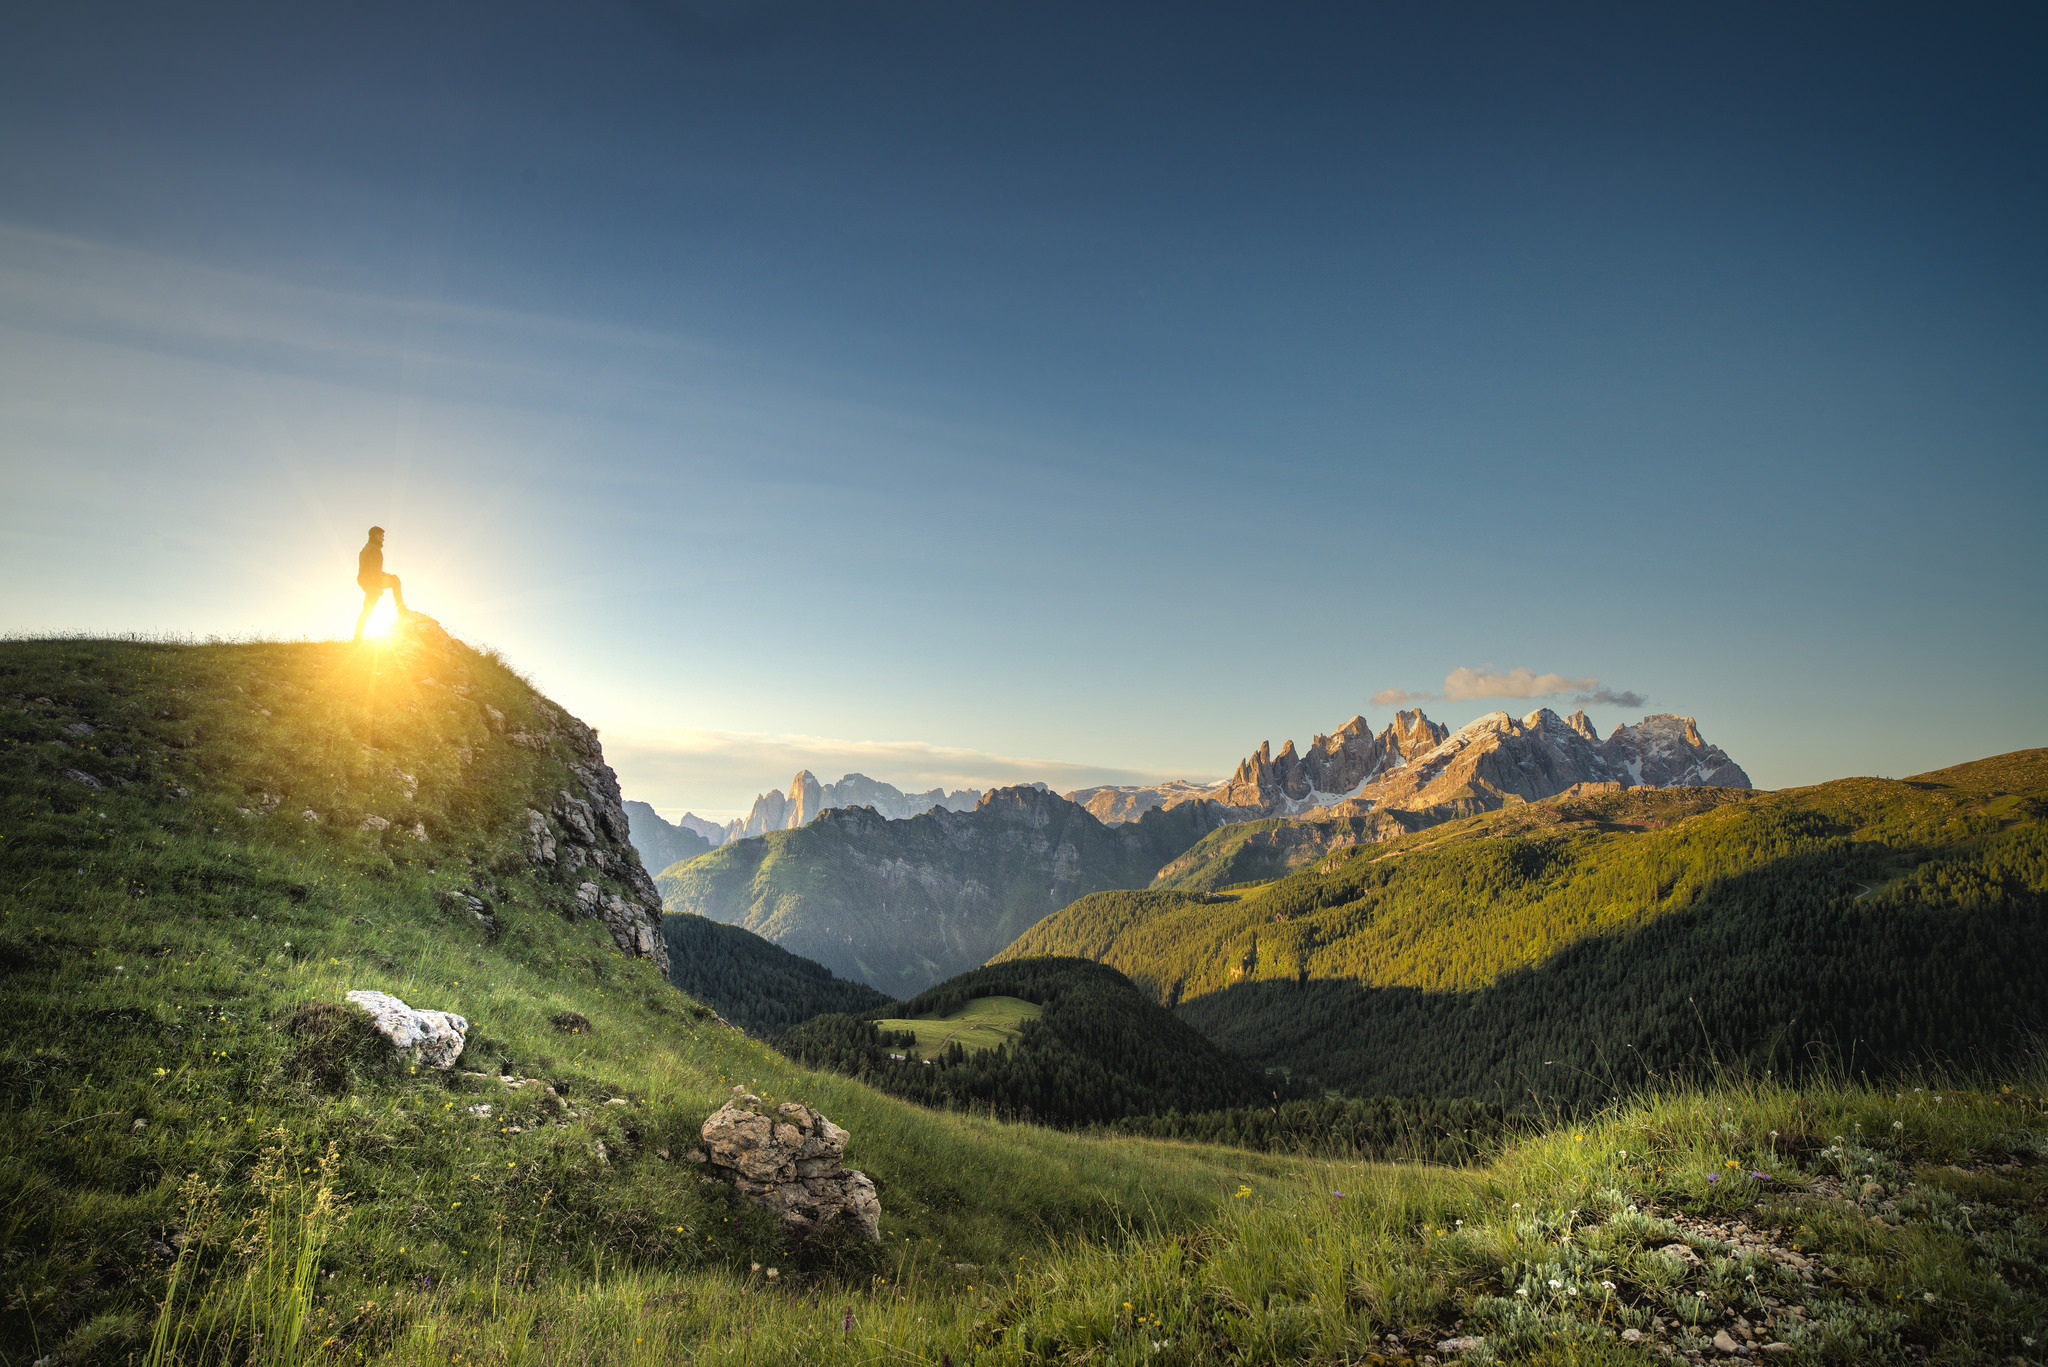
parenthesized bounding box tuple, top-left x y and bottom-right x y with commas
(777, 958, 1275, 1126)
(661, 911, 890, 1035)
(996, 762, 2048, 1105)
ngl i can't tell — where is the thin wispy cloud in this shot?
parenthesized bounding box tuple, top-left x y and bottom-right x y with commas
(599, 723, 1202, 821)
(1371, 666, 1646, 711)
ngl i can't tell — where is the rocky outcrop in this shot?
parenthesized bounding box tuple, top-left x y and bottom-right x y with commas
(689, 1089, 880, 1240)
(511, 702, 670, 973)
(346, 990, 468, 1068)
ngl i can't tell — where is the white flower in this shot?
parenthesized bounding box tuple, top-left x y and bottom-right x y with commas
(1922, 1292, 1935, 1304)
(1568, 1287, 1581, 1297)
(1600, 1281, 1615, 1291)
(1893, 1121, 1904, 1130)
(1515, 1288, 1528, 1298)
(1549, 1279, 1562, 1290)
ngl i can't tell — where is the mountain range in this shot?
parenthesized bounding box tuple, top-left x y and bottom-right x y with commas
(714, 770, 982, 845)
(1066, 708, 1749, 824)
(652, 707, 1755, 995)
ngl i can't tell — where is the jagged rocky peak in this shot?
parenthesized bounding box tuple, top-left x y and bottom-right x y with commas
(1603, 714, 1751, 789)
(721, 769, 982, 841)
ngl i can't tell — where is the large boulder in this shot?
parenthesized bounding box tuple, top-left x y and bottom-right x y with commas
(691, 1089, 880, 1240)
(345, 990, 469, 1069)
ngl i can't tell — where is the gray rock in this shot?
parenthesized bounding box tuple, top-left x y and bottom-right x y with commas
(345, 989, 469, 1069)
(698, 1089, 880, 1240)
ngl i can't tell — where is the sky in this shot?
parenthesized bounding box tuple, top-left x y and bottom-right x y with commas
(2, 2, 2043, 819)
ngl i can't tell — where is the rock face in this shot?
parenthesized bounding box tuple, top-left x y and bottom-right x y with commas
(691, 1089, 880, 1241)
(346, 990, 469, 1068)
(512, 701, 670, 973)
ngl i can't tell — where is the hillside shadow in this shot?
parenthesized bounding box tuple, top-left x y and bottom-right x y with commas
(1175, 842, 2048, 1110)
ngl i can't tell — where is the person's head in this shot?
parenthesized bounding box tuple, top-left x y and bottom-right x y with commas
(368, 526, 385, 544)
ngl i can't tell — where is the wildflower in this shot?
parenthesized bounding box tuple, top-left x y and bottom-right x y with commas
(1707, 1174, 1720, 1184)
(751, 1263, 761, 1273)
(1922, 1292, 1935, 1304)
(1893, 1121, 1904, 1130)
(1751, 1172, 1770, 1181)
(1600, 1281, 1615, 1292)
(1234, 1184, 1253, 1199)
(766, 1268, 778, 1280)
(1549, 1279, 1562, 1290)
(1515, 1288, 1528, 1298)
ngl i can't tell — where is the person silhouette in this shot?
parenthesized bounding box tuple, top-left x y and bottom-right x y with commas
(353, 526, 409, 640)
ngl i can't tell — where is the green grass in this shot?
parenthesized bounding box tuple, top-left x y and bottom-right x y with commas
(6, 628, 2043, 1365)
(0, 629, 1312, 1364)
(868, 995, 1045, 1060)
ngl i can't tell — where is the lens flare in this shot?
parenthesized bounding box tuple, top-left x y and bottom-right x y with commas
(362, 596, 400, 639)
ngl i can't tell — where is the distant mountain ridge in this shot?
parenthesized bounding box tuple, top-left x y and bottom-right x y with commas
(621, 800, 714, 872)
(658, 785, 1231, 996)
(1065, 708, 1749, 825)
(722, 770, 982, 842)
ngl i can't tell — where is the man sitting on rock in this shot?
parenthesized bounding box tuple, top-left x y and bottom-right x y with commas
(353, 525, 410, 641)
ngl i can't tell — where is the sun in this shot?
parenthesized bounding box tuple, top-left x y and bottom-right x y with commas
(361, 596, 400, 640)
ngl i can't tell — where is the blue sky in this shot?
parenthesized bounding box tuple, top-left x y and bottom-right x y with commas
(3, 2, 2043, 817)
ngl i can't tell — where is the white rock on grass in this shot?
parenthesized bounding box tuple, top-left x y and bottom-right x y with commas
(346, 989, 470, 1069)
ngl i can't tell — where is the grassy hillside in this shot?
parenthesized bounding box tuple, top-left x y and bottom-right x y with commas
(658, 788, 1229, 997)
(0, 628, 1300, 1365)
(778, 959, 1276, 1127)
(660, 910, 890, 1036)
(996, 767, 2048, 1106)
(1150, 810, 1431, 891)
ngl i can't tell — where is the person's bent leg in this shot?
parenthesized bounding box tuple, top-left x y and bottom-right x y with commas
(353, 589, 381, 640)
(387, 574, 407, 613)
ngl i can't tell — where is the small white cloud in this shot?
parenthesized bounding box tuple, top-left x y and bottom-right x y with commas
(1371, 666, 1645, 711)
(1443, 666, 1600, 701)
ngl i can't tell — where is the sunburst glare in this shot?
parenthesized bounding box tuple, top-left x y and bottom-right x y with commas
(360, 595, 399, 639)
